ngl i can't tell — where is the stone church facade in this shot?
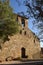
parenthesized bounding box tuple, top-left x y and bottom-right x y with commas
(16, 15, 41, 59)
(0, 14, 42, 61)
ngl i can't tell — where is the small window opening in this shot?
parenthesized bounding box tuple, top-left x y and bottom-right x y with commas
(20, 30, 22, 34)
(24, 31, 26, 35)
(21, 19, 25, 27)
(41, 48, 43, 54)
(34, 39, 35, 43)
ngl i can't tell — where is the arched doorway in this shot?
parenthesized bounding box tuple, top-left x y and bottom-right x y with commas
(21, 47, 28, 58)
(21, 47, 25, 58)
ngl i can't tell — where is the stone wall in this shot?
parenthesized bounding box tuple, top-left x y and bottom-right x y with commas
(0, 15, 41, 62)
(0, 29, 41, 61)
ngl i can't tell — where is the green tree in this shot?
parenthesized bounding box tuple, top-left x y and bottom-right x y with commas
(0, 0, 19, 47)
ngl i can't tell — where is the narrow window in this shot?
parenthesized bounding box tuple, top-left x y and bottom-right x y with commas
(21, 19, 25, 27)
(20, 30, 22, 34)
(41, 48, 43, 54)
(24, 31, 26, 35)
(34, 39, 35, 43)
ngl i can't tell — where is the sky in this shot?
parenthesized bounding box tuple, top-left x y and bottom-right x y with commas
(10, 0, 43, 48)
(10, 0, 37, 33)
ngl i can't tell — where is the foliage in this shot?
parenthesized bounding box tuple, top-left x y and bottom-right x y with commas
(16, 0, 43, 42)
(24, 0, 43, 41)
(0, 0, 19, 43)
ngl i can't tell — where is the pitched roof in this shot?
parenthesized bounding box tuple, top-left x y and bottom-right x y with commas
(14, 13, 29, 19)
(17, 14, 29, 19)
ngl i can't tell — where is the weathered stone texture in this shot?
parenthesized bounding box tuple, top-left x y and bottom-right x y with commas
(0, 15, 41, 61)
(0, 30, 40, 61)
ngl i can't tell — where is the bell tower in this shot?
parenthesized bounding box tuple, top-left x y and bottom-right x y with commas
(17, 15, 28, 35)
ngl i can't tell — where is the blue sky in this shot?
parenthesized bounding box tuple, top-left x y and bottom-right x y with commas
(10, 0, 37, 33)
(10, 0, 27, 13)
(10, 0, 43, 47)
